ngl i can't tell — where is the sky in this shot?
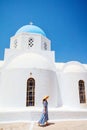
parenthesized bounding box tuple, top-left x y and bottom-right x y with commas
(0, 0, 87, 63)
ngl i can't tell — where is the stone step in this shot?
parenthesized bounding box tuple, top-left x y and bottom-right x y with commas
(0, 109, 87, 122)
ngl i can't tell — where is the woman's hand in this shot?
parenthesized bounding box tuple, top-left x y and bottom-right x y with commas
(44, 107, 46, 114)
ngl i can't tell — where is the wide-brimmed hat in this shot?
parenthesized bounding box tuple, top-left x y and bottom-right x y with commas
(43, 96, 49, 100)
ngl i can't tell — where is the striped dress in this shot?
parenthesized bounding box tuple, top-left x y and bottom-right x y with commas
(38, 100, 49, 125)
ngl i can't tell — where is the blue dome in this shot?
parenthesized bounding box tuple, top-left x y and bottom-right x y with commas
(15, 24, 46, 36)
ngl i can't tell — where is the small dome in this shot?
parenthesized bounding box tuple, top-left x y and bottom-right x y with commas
(15, 24, 46, 37)
(5, 53, 55, 71)
(63, 61, 86, 72)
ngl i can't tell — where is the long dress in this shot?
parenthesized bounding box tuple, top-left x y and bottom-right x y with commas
(38, 100, 49, 125)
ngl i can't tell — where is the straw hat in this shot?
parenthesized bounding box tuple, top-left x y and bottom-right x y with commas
(43, 96, 49, 100)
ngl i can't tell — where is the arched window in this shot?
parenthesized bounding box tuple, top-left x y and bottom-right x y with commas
(26, 78, 35, 106)
(78, 80, 86, 103)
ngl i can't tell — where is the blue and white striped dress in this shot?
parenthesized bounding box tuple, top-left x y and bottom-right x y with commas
(38, 100, 49, 125)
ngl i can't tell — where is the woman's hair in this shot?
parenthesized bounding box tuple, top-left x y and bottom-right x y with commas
(43, 99, 46, 101)
(42, 99, 46, 103)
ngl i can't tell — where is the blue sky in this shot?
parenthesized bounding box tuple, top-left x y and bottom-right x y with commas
(0, 0, 87, 63)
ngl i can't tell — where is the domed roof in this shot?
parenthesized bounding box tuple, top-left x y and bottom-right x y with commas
(5, 53, 55, 71)
(63, 61, 86, 72)
(15, 24, 46, 37)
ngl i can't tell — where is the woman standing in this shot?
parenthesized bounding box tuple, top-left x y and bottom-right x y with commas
(38, 96, 49, 126)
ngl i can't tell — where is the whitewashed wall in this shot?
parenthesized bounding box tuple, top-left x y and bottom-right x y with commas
(0, 68, 58, 108)
(59, 72, 87, 108)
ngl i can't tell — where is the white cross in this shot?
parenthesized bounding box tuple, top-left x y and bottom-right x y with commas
(29, 22, 33, 25)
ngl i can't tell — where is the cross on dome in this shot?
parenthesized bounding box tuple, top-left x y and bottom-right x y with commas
(29, 22, 33, 25)
(15, 23, 46, 36)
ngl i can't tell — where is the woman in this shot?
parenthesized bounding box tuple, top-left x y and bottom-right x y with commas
(38, 96, 49, 126)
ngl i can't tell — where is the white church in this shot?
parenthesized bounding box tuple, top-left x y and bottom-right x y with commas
(0, 23, 87, 122)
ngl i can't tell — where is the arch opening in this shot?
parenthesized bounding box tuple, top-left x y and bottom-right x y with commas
(26, 78, 35, 106)
(78, 80, 86, 104)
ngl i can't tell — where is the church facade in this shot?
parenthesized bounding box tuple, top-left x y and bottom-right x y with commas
(0, 24, 87, 110)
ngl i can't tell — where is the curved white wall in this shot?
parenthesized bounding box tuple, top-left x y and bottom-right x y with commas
(59, 72, 87, 108)
(0, 68, 58, 108)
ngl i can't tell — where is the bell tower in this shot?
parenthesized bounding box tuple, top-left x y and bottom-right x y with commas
(10, 24, 51, 51)
(4, 23, 55, 62)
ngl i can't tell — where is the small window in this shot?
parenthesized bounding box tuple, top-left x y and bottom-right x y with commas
(28, 38, 34, 47)
(14, 39, 17, 48)
(78, 80, 86, 103)
(44, 42, 47, 50)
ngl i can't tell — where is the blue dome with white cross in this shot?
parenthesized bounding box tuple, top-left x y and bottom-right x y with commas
(15, 24, 46, 37)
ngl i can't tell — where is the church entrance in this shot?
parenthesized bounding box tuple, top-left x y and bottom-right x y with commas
(26, 78, 35, 106)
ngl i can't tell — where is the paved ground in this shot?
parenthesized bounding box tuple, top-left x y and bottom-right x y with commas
(0, 120, 87, 130)
(33, 120, 87, 130)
